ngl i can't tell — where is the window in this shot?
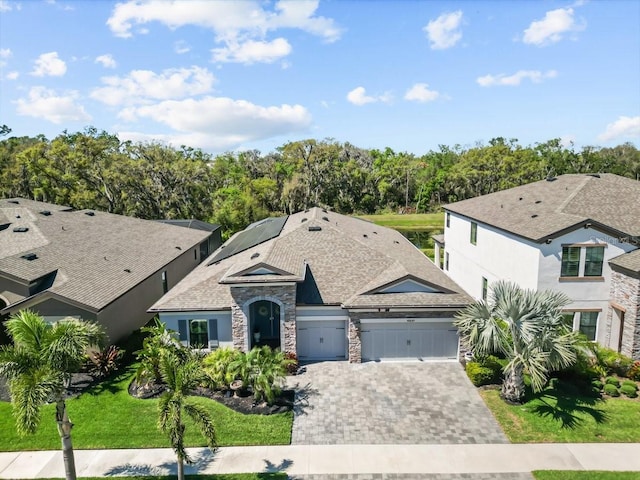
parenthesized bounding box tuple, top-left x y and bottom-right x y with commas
(446, 212, 450, 228)
(560, 244, 606, 278)
(161, 270, 168, 293)
(445, 252, 450, 270)
(470, 222, 477, 245)
(178, 318, 218, 348)
(579, 312, 598, 341)
(560, 246, 581, 277)
(584, 246, 604, 276)
(194, 248, 197, 260)
(481, 277, 488, 301)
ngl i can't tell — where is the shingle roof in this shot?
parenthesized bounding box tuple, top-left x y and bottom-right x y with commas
(609, 249, 640, 274)
(150, 208, 471, 312)
(445, 174, 640, 242)
(0, 198, 210, 311)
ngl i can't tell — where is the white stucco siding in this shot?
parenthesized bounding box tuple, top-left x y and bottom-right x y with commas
(537, 228, 637, 345)
(444, 212, 540, 299)
(295, 306, 347, 319)
(159, 311, 233, 348)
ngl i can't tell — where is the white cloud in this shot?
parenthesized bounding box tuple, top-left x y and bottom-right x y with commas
(212, 38, 292, 64)
(106, 0, 342, 64)
(174, 40, 191, 54)
(522, 8, 585, 46)
(423, 11, 463, 50)
(6, 71, 19, 80)
(0, 48, 11, 68)
(597, 116, 640, 142)
(31, 51, 67, 77)
(116, 96, 312, 151)
(346, 86, 392, 106)
(95, 54, 117, 68)
(90, 66, 215, 106)
(15, 86, 91, 124)
(0, 1, 17, 12)
(404, 83, 440, 103)
(477, 69, 557, 87)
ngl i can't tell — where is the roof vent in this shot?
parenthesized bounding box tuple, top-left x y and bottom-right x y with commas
(363, 234, 368, 238)
(0, 223, 9, 231)
(8, 200, 19, 204)
(304, 209, 310, 213)
(322, 216, 329, 221)
(175, 246, 182, 250)
(13, 227, 28, 233)
(535, 200, 542, 204)
(84, 211, 95, 216)
(21, 253, 38, 261)
(321, 208, 327, 213)
(301, 218, 307, 223)
(16, 215, 20, 218)
(373, 231, 378, 234)
(39, 210, 52, 216)
(394, 240, 399, 244)
(546, 176, 557, 182)
(518, 197, 523, 201)
(531, 214, 538, 218)
(308, 226, 322, 232)
(588, 174, 601, 178)
(124, 268, 131, 273)
(251, 252, 260, 259)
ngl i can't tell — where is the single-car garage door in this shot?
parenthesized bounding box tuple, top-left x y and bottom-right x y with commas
(297, 320, 347, 361)
(361, 320, 458, 361)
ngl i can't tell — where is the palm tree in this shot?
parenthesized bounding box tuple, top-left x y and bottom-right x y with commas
(0, 310, 104, 480)
(157, 348, 217, 480)
(454, 281, 579, 403)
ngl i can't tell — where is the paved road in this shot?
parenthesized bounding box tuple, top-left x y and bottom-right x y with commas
(288, 361, 507, 445)
(1, 444, 639, 478)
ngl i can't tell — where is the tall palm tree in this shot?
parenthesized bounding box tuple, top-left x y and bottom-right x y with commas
(157, 348, 217, 480)
(0, 310, 104, 480)
(454, 281, 579, 403)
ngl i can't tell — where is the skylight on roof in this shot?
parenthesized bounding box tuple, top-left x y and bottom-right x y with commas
(13, 227, 28, 233)
(21, 253, 37, 261)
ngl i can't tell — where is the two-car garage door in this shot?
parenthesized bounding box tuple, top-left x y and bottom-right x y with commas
(361, 321, 458, 361)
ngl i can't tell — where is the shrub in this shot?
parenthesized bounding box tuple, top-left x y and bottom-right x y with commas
(88, 345, 123, 378)
(202, 347, 242, 390)
(603, 384, 620, 397)
(591, 380, 603, 390)
(620, 384, 638, 398)
(466, 362, 497, 387)
(621, 380, 638, 391)
(594, 346, 633, 377)
(627, 361, 640, 381)
(605, 376, 621, 387)
(284, 352, 299, 375)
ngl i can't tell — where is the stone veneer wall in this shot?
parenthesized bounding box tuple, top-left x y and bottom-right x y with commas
(229, 284, 297, 354)
(347, 310, 459, 363)
(609, 269, 640, 360)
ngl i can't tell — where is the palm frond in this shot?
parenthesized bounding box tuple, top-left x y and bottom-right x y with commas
(9, 368, 61, 435)
(184, 401, 217, 450)
(5, 310, 48, 351)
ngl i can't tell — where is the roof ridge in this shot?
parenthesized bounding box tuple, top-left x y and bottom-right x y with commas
(556, 175, 591, 214)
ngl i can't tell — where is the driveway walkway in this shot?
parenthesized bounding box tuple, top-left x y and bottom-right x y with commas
(288, 361, 507, 445)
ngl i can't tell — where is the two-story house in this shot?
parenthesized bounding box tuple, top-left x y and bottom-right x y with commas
(439, 174, 640, 360)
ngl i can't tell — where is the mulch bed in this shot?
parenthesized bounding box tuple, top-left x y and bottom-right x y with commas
(128, 378, 294, 415)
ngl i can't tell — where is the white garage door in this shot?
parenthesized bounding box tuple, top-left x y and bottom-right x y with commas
(361, 321, 458, 361)
(297, 320, 347, 361)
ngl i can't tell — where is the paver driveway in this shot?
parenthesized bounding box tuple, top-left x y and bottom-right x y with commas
(288, 361, 508, 445)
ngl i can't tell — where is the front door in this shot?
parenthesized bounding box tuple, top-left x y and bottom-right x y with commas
(250, 300, 281, 349)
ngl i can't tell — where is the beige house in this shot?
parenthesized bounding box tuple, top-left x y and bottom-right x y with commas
(150, 207, 471, 363)
(0, 198, 220, 343)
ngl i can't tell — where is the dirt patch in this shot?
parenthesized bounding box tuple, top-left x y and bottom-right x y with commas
(129, 379, 294, 415)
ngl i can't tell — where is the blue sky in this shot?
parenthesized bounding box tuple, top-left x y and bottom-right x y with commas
(1, 0, 638, 155)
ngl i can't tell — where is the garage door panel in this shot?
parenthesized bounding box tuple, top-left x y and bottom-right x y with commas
(297, 320, 346, 360)
(361, 322, 458, 361)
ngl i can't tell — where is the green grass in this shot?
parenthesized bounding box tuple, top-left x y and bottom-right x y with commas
(533, 472, 640, 480)
(481, 385, 640, 443)
(358, 213, 444, 230)
(0, 366, 292, 451)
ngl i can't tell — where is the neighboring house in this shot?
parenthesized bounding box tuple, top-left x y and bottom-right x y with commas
(149, 207, 472, 363)
(440, 174, 640, 360)
(0, 198, 219, 343)
(157, 219, 222, 260)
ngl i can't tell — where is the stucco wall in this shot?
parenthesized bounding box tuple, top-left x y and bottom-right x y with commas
(444, 211, 540, 298)
(0, 275, 29, 300)
(25, 298, 96, 323)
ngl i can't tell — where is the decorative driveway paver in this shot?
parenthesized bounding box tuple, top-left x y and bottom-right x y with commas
(288, 361, 507, 445)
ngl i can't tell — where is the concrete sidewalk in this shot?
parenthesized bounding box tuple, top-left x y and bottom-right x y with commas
(1, 444, 639, 478)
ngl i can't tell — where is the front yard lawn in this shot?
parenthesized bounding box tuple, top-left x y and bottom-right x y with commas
(533, 472, 640, 480)
(481, 388, 640, 443)
(0, 366, 292, 451)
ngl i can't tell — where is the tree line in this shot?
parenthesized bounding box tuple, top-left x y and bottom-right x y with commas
(1, 126, 638, 238)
